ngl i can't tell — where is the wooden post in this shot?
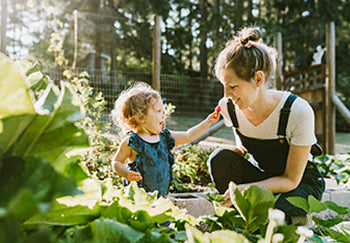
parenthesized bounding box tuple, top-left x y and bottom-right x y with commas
(152, 15, 161, 91)
(333, 95, 350, 126)
(1, 0, 7, 54)
(325, 22, 336, 154)
(72, 10, 78, 70)
(273, 32, 283, 90)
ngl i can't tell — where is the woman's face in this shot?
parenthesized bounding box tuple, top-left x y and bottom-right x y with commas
(220, 68, 258, 110)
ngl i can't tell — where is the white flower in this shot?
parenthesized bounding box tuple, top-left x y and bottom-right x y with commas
(268, 208, 285, 225)
(296, 226, 313, 243)
(272, 233, 284, 243)
(296, 226, 313, 238)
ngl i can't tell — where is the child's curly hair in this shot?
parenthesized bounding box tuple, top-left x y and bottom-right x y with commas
(112, 82, 161, 132)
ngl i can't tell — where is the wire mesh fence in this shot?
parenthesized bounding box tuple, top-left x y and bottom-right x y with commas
(43, 67, 224, 126)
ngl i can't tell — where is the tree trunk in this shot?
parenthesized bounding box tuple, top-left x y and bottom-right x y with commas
(214, 0, 220, 42)
(247, 0, 253, 23)
(94, 26, 102, 85)
(1, 0, 7, 54)
(200, 0, 208, 79)
(234, 0, 243, 31)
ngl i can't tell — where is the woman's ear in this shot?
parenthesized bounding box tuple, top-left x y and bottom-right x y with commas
(254, 71, 265, 87)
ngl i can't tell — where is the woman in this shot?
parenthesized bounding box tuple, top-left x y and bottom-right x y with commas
(208, 27, 325, 223)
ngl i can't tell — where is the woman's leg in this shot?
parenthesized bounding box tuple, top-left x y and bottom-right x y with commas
(275, 165, 325, 223)
(207, 148, 267, 194)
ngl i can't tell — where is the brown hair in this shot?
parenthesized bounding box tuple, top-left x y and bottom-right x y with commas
(215, 27, 277, 83)
(112, 82, 161, 132)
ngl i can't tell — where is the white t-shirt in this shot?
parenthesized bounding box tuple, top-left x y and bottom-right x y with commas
(218, 91, 317, 148)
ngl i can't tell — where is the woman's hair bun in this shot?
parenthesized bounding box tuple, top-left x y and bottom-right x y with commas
(239, 27, 262, 47)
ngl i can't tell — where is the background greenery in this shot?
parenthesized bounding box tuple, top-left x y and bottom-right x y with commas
(2, 0, 350, 131)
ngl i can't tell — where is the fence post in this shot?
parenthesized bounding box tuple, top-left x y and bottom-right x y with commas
(274, 32, 283, 90)
(152, 15, 161, 91)
(1, 0, 7, 54)
(325, 22, 336, 154)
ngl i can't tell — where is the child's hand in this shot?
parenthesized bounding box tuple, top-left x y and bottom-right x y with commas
(208, 105, 221, 123)
(127, 171, 143, 181)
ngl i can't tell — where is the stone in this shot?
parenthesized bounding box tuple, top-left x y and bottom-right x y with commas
(168, 192, 214, 217)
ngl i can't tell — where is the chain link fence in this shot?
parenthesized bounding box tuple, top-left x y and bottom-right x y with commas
(44, 67, 224, 125)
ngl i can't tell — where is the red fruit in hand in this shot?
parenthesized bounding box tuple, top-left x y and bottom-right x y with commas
(213, 105, 221, 118)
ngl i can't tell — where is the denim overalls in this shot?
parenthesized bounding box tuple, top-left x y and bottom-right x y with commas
(208, 94, 325, 222)
(124, 129, 175, 197)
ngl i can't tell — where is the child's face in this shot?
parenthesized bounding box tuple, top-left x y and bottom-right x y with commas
(139, 98, 165, 135)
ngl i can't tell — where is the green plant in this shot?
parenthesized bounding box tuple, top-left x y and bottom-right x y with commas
(63, 69, 123, 185)
(171, 145, 215, 193)
(0, 54, 90, 242)
(287, 195, 350, 242)
(23, 180, 200, 242)
(314, 154, 350, 186)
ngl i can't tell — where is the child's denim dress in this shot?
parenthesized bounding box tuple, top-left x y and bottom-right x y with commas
(125, 129, 175, 197)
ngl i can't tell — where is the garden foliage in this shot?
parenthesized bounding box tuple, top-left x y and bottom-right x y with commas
(2, 53, 350, 242)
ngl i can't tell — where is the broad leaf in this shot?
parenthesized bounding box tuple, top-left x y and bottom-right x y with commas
(286, 197, 309, 214)
(10, 82, 89, 164)
(0, 54, 35, 121)
(0, 156, 77, 207)
(185, 224, 248, 243)
(229, 182, 250, 221)
(312, 216, 343, 227)
(91, 218, 143, 242)
(57, 179, 103, 209)
(323, 201, 350, 215)
(308, 195, 327, 213)
(324, 227, 350, 242)
(24, 204, 99, 227)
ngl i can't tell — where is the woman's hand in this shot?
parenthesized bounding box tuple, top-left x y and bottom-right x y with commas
(126, 171, 143, 181)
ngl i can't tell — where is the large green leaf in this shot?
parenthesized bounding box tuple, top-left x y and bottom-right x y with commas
(91, 218, 144, 242)
(100, 201, 155, 232)
(185, 224, 248, 243)
(10, 82, 89, 163)
(323, 201, 350, 215)
(286, 197, 309, 214)
(0, 156, 77, 207)
(244, 185, 275, 224)
(324, 227, 350, 242)
(56, 178, 103, 209)
(0, 54, 37, 154)
(312, 216, 343, 228)
(0, 54, 35, 120)
(308, 195, 327, 213)
(0, 54, 89, 167)
(0, 114, 35, 155)
(24, 204, 100, 227)
(8, 189, 40, 222)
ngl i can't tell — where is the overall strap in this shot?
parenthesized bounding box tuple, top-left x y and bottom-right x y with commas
(277, 94, 298, 136)
(227, 99, 239, 128)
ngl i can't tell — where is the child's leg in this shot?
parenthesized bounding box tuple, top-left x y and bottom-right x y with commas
(207, 148, 267, 194)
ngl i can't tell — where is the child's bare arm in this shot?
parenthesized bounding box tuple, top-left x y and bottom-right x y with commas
(171, 108, 220, 146)
(112, 136, 142, 181)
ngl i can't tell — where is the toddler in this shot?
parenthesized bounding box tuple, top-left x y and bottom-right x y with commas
(111, 82, 220, 197)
